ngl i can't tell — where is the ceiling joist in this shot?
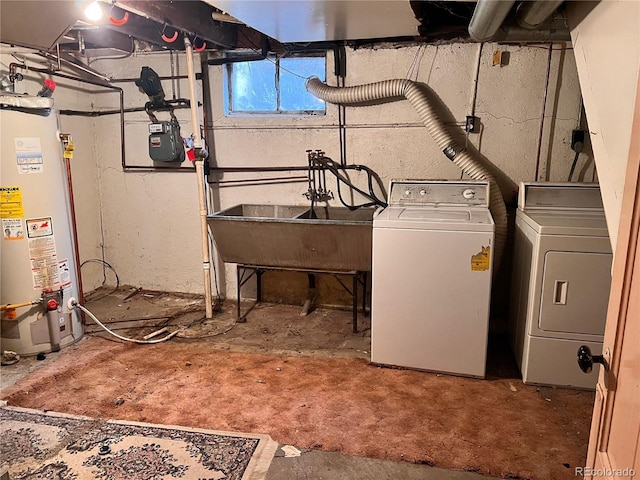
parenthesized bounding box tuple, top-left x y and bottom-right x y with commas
(95, 7, 190, 50)
(111, 0, 238, 49)
(79, 28, 135, 53)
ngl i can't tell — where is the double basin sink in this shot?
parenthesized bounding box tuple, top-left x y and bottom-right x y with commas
(207, 204, 375, 272)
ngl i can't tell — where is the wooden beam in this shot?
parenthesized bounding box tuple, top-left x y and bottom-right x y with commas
(114, 0, 237, 49)
(96, 7, 184, 50)
(80, 28, 135, 53)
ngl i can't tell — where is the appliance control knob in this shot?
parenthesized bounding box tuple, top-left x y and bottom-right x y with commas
(419, 189, 426, 196)
(404, 190, 412, 196)
(462, 189, 476, 199)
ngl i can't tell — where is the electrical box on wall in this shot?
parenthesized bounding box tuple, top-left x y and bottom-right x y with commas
(148, 119, 185, 163)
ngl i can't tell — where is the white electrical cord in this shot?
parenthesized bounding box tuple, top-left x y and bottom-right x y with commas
(71, 301, 181, 344)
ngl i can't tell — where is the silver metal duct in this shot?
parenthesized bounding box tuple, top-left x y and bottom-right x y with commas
(468, 0, 516, 42)
(517, 0, 565, 29)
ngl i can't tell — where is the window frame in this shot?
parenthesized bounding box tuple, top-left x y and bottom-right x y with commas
(224, 53, 326, 116)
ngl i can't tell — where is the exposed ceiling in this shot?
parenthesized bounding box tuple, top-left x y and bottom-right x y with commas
(0, 1, 570, 65)
(208, 0, 423, 43)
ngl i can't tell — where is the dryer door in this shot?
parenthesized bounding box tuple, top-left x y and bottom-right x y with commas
(538, 251, 612, 335)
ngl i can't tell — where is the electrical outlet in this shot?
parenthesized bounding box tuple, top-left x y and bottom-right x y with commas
(571, 130, 585, 152)
(67, 297, 78, 310)
(466, 116, 480, 134)
(492, 50, 510, 67)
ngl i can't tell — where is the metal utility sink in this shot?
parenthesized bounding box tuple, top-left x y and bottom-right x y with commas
(214, 204, 310, 219)
(295, 207, 375, 222)
(207, 204, 375, 271)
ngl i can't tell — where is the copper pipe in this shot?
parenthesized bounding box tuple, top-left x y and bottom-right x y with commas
(63, 154, 86, 312)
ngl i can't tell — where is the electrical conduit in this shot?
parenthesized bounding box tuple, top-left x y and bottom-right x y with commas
(305, 77, 508, 273)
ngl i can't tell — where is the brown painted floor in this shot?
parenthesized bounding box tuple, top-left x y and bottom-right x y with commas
(1, 288, 594, 480)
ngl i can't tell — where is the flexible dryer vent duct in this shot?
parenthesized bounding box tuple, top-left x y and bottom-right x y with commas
(305, 77, 508, 274)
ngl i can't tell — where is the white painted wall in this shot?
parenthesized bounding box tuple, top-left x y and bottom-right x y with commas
(568, 0, 640, 248)
(89, 52, 206, 293)
(2, 42, 587, 306)
(208, 43, 585, 299)
(210, 44, 586, 202)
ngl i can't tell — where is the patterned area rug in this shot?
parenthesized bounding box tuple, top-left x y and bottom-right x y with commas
(0, 406, 277, 480)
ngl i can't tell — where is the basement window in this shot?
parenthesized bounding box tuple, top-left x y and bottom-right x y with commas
(224, 55, 326, 115)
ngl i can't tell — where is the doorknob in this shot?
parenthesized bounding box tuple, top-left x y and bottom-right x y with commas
(577, 345, 608, 373)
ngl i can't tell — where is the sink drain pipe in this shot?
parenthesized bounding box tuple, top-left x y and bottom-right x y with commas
(305, 77, 508, 273)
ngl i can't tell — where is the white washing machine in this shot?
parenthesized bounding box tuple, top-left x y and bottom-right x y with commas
(509, 182, 612, 389)
(371, 180, 495, 378)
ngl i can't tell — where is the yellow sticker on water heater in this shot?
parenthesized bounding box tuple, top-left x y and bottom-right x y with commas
(0, 186, 24, 219)
(471, 246, 491, 272)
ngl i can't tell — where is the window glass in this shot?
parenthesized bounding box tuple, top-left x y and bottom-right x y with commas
(230, 60, 276, 111)
(280, 57, 326, 111)
(226, 55, 325, 115)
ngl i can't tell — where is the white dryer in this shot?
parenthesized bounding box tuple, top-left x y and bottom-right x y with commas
(509, 182, 612, 389)
(371, 180, 494, 378)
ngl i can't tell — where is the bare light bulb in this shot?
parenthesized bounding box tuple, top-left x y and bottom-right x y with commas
(84, 1, 103, 21)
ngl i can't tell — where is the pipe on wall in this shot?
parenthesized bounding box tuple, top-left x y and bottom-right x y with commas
(517, 0, 565, 29)
(184, 36, 214, 320)
(469, 0, 567, 42)
(533, 44, 554, 181)
(468, 0, 516, 42)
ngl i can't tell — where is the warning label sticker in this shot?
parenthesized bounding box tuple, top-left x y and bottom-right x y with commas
(0, 186, 24, 218)
(58, 258, 72, 288)
(471, 246, 491, 272)
(3, 218, 24, 240)
(26, 217, 60, 289)
(28, 235, 60, 290)
(26, 217, 53, 238)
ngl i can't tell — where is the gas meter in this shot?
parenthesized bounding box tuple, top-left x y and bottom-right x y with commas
(136, 66, 186, 163)
(148, 115, 185, 163)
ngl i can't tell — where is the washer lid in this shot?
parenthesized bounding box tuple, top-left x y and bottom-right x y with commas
(374, 206, 494, 231)
(398, 209, 471, 221)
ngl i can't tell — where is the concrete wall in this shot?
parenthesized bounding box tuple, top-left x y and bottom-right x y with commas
(2, 42, 587, 315)
(568, 0, 640, 248)
(88, 52, 206, 293)
(210, 44, 586, 202)
(207, 43, 585, 307)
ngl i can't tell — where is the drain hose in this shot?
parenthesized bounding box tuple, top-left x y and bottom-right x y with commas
(305, 77, 508, 274)
(73, 302, 181, 344)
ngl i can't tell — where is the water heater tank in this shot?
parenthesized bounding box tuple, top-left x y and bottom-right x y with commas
(1, 104, 83, 356)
